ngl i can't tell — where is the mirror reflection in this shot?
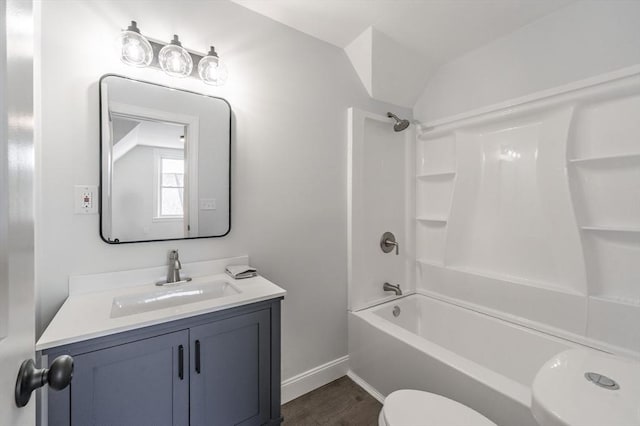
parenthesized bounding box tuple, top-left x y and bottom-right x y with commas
(100, 75, 231, 243)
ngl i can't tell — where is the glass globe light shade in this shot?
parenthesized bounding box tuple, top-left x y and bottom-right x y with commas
(198, 46, 228, 86)
(158, 35, 193, 78)
(117, 21, 153, 67)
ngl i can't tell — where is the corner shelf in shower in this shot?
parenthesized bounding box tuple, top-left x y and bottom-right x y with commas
(416, 216, 448, 224)
(416, 259, 445, 268)
(590, 294, 640, 308)
(568, 152, 640, 164)
(417, 260, 578, 295)
(582, 226, 640, 233)
(416, 171, 456, 179)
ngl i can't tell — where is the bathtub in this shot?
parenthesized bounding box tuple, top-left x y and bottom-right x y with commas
(348, 293, 588, 426)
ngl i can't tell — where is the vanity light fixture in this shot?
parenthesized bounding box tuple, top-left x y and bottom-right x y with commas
(117, 21, 153, 67)
(158, 35, 193, 78)
(117, 22, 228, 85)
(197, 46, 228, 86)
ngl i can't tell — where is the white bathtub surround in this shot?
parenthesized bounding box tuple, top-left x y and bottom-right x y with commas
(37, 256, 286, 350)
(347, 108, 415, 311)
(416, 289, 639, 362)
(347, 65, 640, 426)
(414, 66, 640, 355)
(349, 294, 585, 426)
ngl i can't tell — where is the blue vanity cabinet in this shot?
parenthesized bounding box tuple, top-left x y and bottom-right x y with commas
(72, 330, 190, 426)
(41, 298, 282, 426)
(190, 309, 271, 426)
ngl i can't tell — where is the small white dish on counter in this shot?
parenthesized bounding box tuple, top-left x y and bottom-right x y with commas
(37, 255, 286, 351)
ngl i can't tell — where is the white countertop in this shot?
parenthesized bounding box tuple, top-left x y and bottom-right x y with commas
(37, 266, 286, 351)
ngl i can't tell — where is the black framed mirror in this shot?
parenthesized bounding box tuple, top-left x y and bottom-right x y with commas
(99, 75, 231, 243)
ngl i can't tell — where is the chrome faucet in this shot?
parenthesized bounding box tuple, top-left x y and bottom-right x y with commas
(383, 282, 402, 296)
(157, 250, 192, 286)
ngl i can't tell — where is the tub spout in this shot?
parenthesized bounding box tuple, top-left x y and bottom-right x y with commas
(383, 282, 402, 296)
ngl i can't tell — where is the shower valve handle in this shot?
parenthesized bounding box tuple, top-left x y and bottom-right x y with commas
(385, 240, 399, 255)
(380, 232, 399, 255)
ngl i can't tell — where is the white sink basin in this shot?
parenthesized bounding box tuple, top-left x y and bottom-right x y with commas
(532, 349, 640, 426)
(110, 280, 241, 318)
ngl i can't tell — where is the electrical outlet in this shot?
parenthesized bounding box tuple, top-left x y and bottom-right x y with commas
(75, 185, 98, 214)
(200, 198, 216, 210)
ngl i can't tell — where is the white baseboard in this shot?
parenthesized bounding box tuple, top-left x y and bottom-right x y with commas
(281, 355, 349, 404)
(346, 370, 385, 403)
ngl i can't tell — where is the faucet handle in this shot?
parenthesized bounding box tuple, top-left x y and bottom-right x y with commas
(386, 240, 399, 255)
(157, 250, 191, 286)
(169, 250, 182, 268)
(380, 232, 399, 255)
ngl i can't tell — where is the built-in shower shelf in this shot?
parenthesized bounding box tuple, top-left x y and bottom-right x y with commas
(416, 171, 456, 179)
(591, 295, 640, 308)
(416, 216, 448, 224)
(582, 226, 640, 233)
(568, 152, 640, 164)
(417, 259, 445, 268)
(418, 260, 576, 295)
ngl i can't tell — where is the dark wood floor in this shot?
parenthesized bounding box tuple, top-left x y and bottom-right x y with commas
(282, 376, 382, 425)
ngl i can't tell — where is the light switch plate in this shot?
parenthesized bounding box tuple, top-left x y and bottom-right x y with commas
(75, 185, 98, 214)
(200, 198, 216, 210)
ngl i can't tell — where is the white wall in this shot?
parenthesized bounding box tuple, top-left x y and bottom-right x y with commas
(414, 1, 640, 122)
(345, 27, 432, 108)
(36, 0, 410, 382)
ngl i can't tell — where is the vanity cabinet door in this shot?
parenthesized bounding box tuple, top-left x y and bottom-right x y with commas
(190, 309, 271, 426)
(70, 330, 190, 426)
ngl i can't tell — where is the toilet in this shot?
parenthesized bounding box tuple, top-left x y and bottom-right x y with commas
(379, 390, 496, 426)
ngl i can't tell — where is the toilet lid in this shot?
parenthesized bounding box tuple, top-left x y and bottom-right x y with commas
(382, 390, 496, 426)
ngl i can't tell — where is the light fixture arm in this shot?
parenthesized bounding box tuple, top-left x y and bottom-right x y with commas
(169, 34, 182, 46)
(207, 46, 219, 58)
(126, 21, 141, 33)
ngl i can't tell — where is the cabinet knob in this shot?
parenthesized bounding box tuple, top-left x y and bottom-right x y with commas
(15, 355, 74, 407)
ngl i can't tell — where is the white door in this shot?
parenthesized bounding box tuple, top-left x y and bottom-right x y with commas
(0, 0, 36, 424)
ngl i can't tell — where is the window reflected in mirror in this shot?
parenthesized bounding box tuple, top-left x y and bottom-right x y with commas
(159, 156, 185, 218)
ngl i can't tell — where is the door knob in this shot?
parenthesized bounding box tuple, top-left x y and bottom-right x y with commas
(15, 355, 73, 407)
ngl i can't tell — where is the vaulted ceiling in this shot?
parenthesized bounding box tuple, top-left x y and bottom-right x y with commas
(231, 0, 572, 107)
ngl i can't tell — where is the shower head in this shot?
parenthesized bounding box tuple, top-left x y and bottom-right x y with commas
(387, 112, 410, 132)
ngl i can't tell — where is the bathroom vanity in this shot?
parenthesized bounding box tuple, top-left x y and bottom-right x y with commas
(34, 75, 282, 425)
(36, 257, 285, 426)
